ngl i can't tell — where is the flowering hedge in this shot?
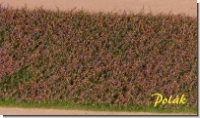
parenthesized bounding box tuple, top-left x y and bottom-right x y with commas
(0, 6, 197, 108)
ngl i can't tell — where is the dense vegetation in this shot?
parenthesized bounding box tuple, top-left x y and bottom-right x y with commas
(0, 6, 197, 110)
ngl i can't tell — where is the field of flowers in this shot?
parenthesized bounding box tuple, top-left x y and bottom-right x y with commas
(0, 6, 197, 109)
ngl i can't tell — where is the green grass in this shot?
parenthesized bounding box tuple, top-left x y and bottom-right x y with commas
(0, 99, 197, 114)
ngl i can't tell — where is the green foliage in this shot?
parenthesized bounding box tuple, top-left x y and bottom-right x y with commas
(2, 66, 32, 86)
(0, 6, 197, 110)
